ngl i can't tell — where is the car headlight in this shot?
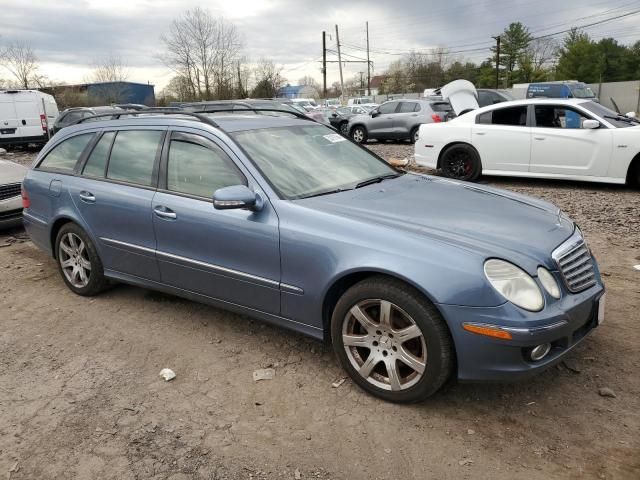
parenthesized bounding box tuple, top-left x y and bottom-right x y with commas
(484, 259, 544, 311)
(537, 267, 560, 299)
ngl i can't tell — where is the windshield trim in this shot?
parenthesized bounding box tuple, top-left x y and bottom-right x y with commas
(229, 124, 401, 200)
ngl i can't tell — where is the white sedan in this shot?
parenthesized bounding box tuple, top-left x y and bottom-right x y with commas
(415, 98, 640, 185)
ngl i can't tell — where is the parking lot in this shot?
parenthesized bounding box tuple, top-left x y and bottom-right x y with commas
(1, 144, 639, 479)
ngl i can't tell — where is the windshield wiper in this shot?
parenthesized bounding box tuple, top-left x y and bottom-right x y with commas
(355, 173, 402, 189)
(301, 188, 353, 199)
(604, 114, 639, 124)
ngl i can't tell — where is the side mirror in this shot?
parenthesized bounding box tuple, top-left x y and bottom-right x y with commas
(371, 110, 379, 118)
(583, 119, 600, 129)
(213, 185, 262, 211)
(625, 111, 637, 119)
(331, 113, 338, 118)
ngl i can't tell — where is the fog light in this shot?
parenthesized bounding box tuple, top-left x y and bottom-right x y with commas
(529, 343, 551, 361)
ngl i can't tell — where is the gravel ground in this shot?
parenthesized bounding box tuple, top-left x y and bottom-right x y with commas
(1, 145, 639, 479)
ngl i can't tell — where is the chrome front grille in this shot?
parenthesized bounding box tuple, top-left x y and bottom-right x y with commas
(0, 183, 21, 201)
(552, 230, 596, 293)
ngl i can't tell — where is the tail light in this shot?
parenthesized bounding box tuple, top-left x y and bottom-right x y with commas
(21, 185, 30, 209)
(40, 114, 47, 132)
(431, 114, 442, 123)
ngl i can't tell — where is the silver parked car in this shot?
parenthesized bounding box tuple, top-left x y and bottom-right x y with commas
(348, 99, 452, 144)
(0, 158, 27, 229)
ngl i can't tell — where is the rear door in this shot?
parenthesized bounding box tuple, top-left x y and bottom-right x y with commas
(368, 101, 399, 138)
(0, 96, 18, 139)
(14, 95, 44, 139)
(152, 128, 281, 314)
(70, 127, 166, 280)
(471, 105, 531, 172)
(529, 104, 612, 176)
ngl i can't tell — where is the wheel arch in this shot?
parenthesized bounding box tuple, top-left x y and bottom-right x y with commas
(349, 123, 367, 136)
(436, 141, 480, 170)
(321, 269, 450, 343)
(49, 215, 95, 259)
(626, 152, 640, 186)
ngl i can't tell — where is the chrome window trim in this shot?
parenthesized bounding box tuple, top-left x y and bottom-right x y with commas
(99, 237, 303, 293)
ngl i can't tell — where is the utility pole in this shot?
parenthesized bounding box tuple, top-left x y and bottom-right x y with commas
(335, 24, 345, 103)
(322, 31, 327, 98)
(359, 71, 364, 92)
(493, 35, 501, 89)
(366, 21, 371, 96)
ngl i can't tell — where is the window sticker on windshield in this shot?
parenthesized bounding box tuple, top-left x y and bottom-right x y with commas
(323, 133, 346, 143)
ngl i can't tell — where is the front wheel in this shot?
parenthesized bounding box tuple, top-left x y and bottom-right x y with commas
(56, 223, 108, 296)
(339, 122, 349, 135)
(351, 126, 367, 144)
(331, 276, 454, 403)
(440, 144, 482, 182)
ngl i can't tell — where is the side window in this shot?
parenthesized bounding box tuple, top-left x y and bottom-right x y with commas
(82, 131, 115, 177)
(107, 130, 163, 186)
(476, 111, 492, 124)
(38, 133, 94, 172)
(166, 133, 245, 198)
(378, 102, 398, 114)
(490, 106, 528, 126)
(477, 91, 490, 107)
(398, 102, 418, 113)
(534, 106, 589, 129)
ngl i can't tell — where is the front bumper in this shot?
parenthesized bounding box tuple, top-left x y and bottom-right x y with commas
(439, 283, 605, 381)
(0, 196, 23, 229)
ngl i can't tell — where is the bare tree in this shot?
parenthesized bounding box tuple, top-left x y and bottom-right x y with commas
(0, 40, 39, 89)
(251, 59, 285, 98)
(298, 75, 319, 89)
(89, 55, 130, 104)
(161, 8, 244, 100)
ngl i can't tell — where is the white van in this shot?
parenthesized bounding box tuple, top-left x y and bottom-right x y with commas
(0, 90, 59, 148)
(347, 97, 374, 106)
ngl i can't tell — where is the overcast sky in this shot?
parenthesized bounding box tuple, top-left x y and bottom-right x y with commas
(1, 0, 639, 91)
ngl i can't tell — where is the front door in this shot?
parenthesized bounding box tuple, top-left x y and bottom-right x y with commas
(369, 101, 399, 138)
(529, 105, 612, 177)
(70, 128, 165, 281)
(471, 104, 531, 172)
(152, 129, 281, 315)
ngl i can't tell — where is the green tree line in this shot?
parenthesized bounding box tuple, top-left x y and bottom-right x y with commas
(377, 23, 640, 94)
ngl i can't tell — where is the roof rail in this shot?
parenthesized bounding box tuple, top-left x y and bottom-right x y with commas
(189, 105, 316, 123)
(74, 109, 220, 128)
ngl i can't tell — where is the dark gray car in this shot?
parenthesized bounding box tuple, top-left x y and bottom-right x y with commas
(348, 99, 451, 144)
(53, 107, 124, 134)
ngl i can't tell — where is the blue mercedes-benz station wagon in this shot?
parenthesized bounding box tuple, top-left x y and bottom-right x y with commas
(22, 110, 605, 403)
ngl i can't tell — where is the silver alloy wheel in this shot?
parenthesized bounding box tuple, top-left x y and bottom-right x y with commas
(342, 299, 427, 391)
(59, 232, 91, 288)
(352, 128, 364, 143)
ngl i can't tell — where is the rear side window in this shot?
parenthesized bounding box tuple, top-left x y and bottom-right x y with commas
(106, 130, 163, 186)
(166, 133, 245, 198)
(83, 131, 115, 177)
(477, 106, 528, 126)
(398, 102, 419, 113)
(38, 133, 94, 172)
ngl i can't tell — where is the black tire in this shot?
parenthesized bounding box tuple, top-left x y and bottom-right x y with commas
(628, 158, 640, 187)
(440, 144, 482, 182)
(350, 125, 368, 144)
(409, 127, 419, 144)
(339, 121, 349, 136)
(330, 276, 454, 403)
(55, 223, 108, 296)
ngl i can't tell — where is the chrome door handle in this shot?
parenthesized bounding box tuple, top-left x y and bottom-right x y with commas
(154, 206, 177, 220)
(534, 137, 546, 140)
(474, 132, 486, 135)
(79, 191, 95, 203)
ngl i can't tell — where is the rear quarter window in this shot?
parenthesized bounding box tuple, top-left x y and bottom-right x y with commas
(38, 133, 95, 172)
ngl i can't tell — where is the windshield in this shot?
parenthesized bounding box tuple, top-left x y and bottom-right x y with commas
(569, 85, 596, 99)
(232, 124, 396, 199)
(581, 101, 638, 128)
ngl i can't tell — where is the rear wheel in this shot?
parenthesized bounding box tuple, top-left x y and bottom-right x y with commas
(627, 157, 640, 187)
(351, 126, 367, 144)
(410, 127, 420, 144)
(440, 144, 481, 182)
(331, 276, 454, 403)
(55, 223, 107, 296)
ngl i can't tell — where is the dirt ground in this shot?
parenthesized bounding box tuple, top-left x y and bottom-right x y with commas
(1, 145, 639, 480)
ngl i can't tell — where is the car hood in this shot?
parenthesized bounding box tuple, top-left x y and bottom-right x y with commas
(297, 174, 574, 270)
(0, 159, 28, 184)
(441, 79, 479, 116)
